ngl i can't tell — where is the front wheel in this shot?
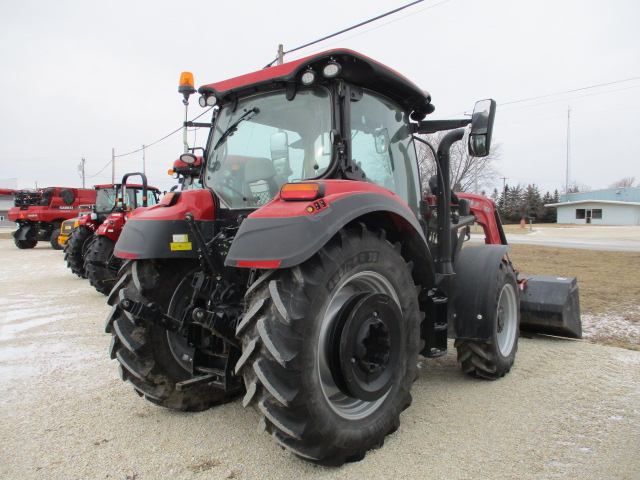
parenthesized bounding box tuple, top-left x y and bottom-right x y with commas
(50, 222, 63, 250)
(15, 238, 37, 249)
(236, 225, 422, 465)
(455, 261, 520, 379)
(85, 235, 121, 295)
(14, 227, 37, 249)
(64, 226, 93, 278)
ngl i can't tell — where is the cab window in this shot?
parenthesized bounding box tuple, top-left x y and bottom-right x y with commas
(350, 90, 420, 214)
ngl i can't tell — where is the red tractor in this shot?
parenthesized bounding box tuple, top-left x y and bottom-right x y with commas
(84, 173, 159, 295)
(105, 50, 581, 465)
(64, 176, 160, 287)
(8, 187, 97, 249)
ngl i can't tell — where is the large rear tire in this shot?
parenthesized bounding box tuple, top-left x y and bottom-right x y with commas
(85, 236, 120, 295)
(64, 226, 93, 278)
(454, 260, 520, 379)
(235, 226, 422, 465)
(105, 259, 239, 411)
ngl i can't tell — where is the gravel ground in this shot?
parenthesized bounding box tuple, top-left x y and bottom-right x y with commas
(1, 239, 639, 480)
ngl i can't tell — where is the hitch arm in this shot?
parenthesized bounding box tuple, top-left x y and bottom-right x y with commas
(119, 297, 183, 333)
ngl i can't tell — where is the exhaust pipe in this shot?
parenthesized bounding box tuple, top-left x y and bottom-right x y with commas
(519, 274, 582, 339)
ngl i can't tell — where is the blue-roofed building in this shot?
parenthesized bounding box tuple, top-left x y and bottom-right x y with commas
(545, 187, 640, 225)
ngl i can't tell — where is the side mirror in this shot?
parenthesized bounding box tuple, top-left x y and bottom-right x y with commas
(270, 132, 289, 162)
(468, 99, 496, 157)
(374, 128, 390, 154)
(180, 153, 197, 165)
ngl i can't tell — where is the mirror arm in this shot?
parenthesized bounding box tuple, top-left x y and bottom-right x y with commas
(414, 119, 471, 135)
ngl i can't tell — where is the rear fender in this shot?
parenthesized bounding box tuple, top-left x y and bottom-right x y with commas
(114, 189, 216, 259)
(96, 213, 126, 243)
(226, 185, 428, 269)
(451, 244, 511, 340)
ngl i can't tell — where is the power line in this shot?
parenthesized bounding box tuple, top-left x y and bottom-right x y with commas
(498, 84, 640, 113)
(288, 0, 451, 61)
(264, 0, 427, 67)
(500, 76, 640, 107)
(85, 159, 113, 179)
(114, 106, 214, 158)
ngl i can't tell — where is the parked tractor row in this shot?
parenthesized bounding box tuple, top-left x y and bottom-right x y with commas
(8, 49, 582, 466)
(62, 173, 160, 294)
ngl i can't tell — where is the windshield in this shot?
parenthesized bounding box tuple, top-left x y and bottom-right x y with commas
(95, 186, 158, 214)
(126, 187, 158, 208)
(205, 86, 332, 209)
(95, 187, 117, 215)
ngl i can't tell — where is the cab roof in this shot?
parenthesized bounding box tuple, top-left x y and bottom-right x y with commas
(199, 49, 432, 116)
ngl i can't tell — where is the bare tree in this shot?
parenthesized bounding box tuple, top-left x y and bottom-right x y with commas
(562, 181, 591, 194)
(416, 131, 501, 194)
(608, 176, 636, 188)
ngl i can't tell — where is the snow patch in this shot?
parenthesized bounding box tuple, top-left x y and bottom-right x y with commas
(581, 307, 640, 345)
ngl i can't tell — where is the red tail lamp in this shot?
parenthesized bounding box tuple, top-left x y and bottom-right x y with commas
(280, 183, 324, 201)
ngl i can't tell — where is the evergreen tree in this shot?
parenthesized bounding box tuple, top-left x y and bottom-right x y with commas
(541, 191, 557, 223)
(522, 184, 544, 221)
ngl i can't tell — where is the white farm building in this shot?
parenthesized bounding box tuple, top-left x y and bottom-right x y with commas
(546, 187, 640, 225)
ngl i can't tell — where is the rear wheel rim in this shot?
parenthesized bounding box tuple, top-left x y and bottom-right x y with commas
(318, 271, 401, 420)
(166, 271, 200, 372)
(496, 283, 518, 356)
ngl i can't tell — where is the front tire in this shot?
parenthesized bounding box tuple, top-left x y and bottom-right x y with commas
(236, 226, 422, 465)
(85, 236, 120, 295)
(14, 227, 37, 249)
(50, 222, 63, 250)
(455, 261, 520, 379)
(15, 238, 37, 249)
(105, 259, 239, 411)
(64, 226, 93, 278)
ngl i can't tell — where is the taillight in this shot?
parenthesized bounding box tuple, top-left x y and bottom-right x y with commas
(280, 183, 324, 201)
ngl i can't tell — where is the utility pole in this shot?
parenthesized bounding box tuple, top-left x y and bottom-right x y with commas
(277, 44, 284, 65)
(78, 157, 86, 188)
(566, 106, 571, 192)
(500, 176, 508, 207)
(142, 145, 146, 174)
(112, 148, 115, 184)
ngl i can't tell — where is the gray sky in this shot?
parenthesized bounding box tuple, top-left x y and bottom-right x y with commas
(1, 0, 638, 195)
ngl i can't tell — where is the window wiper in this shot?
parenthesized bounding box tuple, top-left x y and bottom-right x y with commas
(213, 107, 260, 150)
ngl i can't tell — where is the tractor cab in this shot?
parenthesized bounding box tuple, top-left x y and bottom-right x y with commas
(186, 50, 430, 216)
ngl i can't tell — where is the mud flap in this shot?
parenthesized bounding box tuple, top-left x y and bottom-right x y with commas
(519, 275, 582, 339)
(451, 244, 511, 340)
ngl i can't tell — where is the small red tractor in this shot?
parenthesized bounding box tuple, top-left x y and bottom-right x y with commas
(105, 50, 581, 465)
(8, 186, 97, 249)
(64, 175, 160, 293)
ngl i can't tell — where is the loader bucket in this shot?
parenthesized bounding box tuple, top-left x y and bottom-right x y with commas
(518, 275, 582, 339)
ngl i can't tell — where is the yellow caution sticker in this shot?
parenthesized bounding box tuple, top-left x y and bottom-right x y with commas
(170, 234, 192, 251)
(170, 242, 192, 251)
